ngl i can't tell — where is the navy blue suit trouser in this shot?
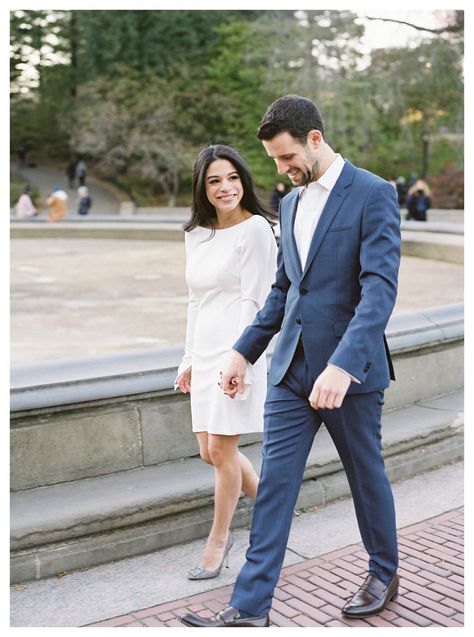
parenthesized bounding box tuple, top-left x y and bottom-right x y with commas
(231, 343, 398, 617)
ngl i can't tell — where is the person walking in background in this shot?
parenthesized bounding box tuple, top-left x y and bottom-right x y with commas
(395, 176, 407, 208)
(15, 185, 37, 218)
(46, 186, 68, 223)
(66, 158, 77, 188)
(269, 181, 288, 212)
(75, 158, 87, 186)
(17, 145, 27, 169)
(181, 95, 401, 627)
(77, 186, 92, 215)
(269, 181, 289, 239)
(405, 179, 431, 221)
(174, 144, 278, 582)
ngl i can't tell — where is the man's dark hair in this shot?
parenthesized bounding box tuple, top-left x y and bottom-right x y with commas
(257, 95, 325, 144)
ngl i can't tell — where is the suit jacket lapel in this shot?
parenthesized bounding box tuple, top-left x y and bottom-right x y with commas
(282, 189, 302, 279)
(302, 160, 355, 278)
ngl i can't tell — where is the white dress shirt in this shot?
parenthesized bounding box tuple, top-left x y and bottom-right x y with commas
(294, 154, 345, 269)
(294, 154, 361, 384)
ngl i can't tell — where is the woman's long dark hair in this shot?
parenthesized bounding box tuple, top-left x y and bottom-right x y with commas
(184, 144, 277, 234)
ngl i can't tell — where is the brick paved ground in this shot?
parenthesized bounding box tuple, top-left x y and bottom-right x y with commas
(88, 508, 464, 628)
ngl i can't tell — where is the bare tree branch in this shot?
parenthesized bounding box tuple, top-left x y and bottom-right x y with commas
(365, 15, 462, 35)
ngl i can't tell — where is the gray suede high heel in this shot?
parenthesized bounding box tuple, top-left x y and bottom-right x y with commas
(187, 534, 234, 580)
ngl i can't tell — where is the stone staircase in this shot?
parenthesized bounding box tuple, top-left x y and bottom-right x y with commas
(10, 304, 464, 584)
(11, 390, 463, 584)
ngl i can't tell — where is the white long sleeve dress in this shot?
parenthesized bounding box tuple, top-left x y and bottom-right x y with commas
(176, 214, 278, 435)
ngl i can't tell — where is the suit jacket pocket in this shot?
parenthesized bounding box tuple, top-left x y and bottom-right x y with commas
(326, 225, 352, 233)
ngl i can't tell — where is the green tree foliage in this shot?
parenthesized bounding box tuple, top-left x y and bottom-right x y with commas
(201, 10, 366, 189)
(203, 18, 278, 185)
(67, 10, 265, 82)
(357, 38, 464, 178)
(66, 71, 193, 205)
(10, 9, 464, 204)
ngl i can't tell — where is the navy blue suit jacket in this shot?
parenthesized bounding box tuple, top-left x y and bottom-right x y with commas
(234, 160, 401, 395)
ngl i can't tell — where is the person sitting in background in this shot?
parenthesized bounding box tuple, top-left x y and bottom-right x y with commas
(77, 186, 92, 215)
(47, 186, 68, 223)
(406, 179, 431, 221)
(15, 186, 37, 219)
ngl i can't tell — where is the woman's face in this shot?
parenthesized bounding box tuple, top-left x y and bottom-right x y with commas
(205, 159, 244, 216)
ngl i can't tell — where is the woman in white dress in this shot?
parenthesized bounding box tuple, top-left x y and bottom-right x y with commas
(175, 145, 278, 579)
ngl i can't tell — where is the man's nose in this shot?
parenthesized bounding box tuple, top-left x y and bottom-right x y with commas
(275, 160, 288, 175)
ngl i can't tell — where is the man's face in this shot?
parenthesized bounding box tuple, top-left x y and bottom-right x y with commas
(262, 131, 321, 187)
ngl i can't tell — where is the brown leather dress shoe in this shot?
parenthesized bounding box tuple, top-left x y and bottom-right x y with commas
(342, 573, 399, 618)
(180, 605, 269, 627)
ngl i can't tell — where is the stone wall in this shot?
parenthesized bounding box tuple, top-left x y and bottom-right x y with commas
(10, 304, 463, 492)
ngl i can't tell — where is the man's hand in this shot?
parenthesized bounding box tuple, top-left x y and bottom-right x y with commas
(309, 365, 351, 409)
(219, 350, 247, 399)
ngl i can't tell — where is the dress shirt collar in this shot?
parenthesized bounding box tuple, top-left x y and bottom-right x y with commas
(299, 154, 345, 197)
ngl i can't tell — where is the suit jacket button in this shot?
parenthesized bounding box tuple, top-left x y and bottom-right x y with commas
(364, 362, 371, 372)
(296, 318, 301, 325)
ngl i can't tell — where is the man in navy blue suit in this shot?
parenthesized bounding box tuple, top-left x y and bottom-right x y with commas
(181, 95, 401, 627)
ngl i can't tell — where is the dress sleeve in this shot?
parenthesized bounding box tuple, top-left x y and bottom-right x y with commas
(237, 217, 278, 335)
(233, 217, 277, 395)
(176, 232, 199, 378)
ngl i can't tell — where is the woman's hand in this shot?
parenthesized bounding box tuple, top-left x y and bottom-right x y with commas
(175, 366, 192, 394)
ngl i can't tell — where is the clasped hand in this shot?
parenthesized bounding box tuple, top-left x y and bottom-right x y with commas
(219, 351, 247, 399)
(219, 352, 350, 410)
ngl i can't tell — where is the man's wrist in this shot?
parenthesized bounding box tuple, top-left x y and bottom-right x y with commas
(327, 364, 361, 384)
(232, 348, 248, 363)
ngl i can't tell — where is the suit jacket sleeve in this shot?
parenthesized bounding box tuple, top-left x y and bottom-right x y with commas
(328, 181, 401, 382)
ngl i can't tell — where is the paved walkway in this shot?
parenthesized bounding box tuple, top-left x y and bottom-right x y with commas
(10, 462, 463, 627)
(89, 507, 464, 628)
(10, 238, 463, 365)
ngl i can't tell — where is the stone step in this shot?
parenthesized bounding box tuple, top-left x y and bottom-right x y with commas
(10, 390, 463, 583)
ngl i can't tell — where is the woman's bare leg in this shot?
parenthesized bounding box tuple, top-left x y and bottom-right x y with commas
(193, 433, 259, 570)
(200, 434, 242, 570)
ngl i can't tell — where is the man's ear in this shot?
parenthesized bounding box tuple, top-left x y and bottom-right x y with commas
(307, 129, 323, 148)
